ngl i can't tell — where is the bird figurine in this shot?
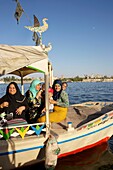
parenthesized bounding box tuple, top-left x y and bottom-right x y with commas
(25, 15, 48, 45)
(41, 43, 52, 53)
(25, 17, 48, 34)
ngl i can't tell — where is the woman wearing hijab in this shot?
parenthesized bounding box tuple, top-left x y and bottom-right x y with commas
(52, 79, 69, 107)
(38, 79, 69, 123)
(0, 82, 28, 120)
(25, 79, 42, 123)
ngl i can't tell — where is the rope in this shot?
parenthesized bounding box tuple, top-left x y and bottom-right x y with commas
(23, 11, 32, 25)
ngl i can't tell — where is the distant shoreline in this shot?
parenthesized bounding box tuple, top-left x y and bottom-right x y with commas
(1, 78, 113, 84)
(82, 78, 113, 82)
(1, 79, 113, 84)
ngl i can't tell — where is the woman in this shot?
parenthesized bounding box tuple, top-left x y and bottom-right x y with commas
(38, 79, 69, 123)
(0, 82, 28, 120)
(62, 82, 68, 91)
(25, 79, 42, 123)
(52, 79, 69, 107)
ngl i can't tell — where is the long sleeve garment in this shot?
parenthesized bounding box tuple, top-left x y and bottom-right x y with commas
(56, 90, 69, 107)
(0, 95, 29, 120)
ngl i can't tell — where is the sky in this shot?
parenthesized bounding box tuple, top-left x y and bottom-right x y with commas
(0, 0, 113, 78)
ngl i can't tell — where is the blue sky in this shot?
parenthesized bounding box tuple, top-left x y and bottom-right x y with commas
(1, 0, 113, 77)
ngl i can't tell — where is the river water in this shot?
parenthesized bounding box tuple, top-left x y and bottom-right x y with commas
(1, 82, 113, 170)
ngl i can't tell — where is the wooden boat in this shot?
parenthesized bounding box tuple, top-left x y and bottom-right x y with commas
(0, 45, 113, 170)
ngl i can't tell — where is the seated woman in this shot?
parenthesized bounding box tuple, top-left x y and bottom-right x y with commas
(0, 82, 28, 120)
(38, 79, 69, 123)
(25, 79, 42, 123)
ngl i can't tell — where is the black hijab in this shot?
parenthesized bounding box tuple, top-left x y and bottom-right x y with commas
(0, 82, 26, 114)
(6, 82, 25, 102)
(52, 79, 62, 101)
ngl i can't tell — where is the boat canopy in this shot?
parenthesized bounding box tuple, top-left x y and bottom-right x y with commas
(0, 44, 50, 133)
(0, 44, 48, 76)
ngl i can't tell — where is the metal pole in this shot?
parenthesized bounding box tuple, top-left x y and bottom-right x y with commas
(18, 70, 24, 95)
(21, 77, 24, 95)
(48, 62, 53, 87)
(45, 66, 50, 137)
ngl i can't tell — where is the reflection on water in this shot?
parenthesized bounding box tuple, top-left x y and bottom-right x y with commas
(56, 142, 109, 170)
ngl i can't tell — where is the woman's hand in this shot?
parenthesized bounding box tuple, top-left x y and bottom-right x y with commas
(49, 99, 57, 105)
(41, 108, 46, 113)
(0, 102, 9, 108)
(36, 90, 42, 99)
(16, 106, 25, 115)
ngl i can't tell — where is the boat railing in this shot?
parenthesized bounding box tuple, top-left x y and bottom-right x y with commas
(0, 121, 46, 140)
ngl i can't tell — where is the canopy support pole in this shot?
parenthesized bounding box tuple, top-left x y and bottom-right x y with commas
(17, 70, 24, 95)
(21, 76, 24, 95)
(48, 62, 53, 87)
(45, 70, 50, 138)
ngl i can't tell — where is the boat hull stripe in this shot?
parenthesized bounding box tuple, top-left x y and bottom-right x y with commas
(0, 145, 44, 156)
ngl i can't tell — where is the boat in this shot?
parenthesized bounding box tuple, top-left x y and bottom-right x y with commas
(0, 80, 5, 84)
(0, 46, 113, 169)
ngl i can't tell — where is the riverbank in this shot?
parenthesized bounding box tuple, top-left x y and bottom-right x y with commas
(82, 78, 113, 82)
(1, 78, 113, 84)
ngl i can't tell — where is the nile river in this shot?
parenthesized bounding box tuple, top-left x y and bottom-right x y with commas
(1, 82, 113, 170)
(1, 82, 113, 104)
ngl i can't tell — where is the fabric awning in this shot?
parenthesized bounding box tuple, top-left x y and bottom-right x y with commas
(0, 44, 47, 76)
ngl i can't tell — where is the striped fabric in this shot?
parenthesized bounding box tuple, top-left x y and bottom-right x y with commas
(7, 118, 27, 127)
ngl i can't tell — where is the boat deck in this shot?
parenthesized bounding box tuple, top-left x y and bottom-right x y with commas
(51, 102, 113, 132)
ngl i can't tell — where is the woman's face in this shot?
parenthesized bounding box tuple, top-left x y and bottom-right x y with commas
(62, 83, 67, 90)
(9, 84, 17, 95)
(36, 84, 41, 91)
(55, 84, 61, 92)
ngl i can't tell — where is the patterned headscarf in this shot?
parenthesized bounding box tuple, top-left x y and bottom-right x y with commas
(29, 79, 41, 98)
